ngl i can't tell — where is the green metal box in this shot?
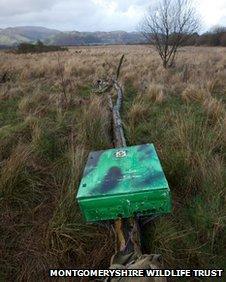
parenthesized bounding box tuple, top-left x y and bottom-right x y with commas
(77, 144, 171, 222)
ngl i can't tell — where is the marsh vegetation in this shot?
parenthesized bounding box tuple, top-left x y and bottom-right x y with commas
(0, 45, 225, 280)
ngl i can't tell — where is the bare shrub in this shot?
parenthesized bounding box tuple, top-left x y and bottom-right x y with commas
(142, 0, 200, 68)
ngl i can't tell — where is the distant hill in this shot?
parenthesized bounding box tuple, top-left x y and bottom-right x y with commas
(0, 26, 146, 46)
(46, 31, 147, 46)
(0, 26, 61, 46)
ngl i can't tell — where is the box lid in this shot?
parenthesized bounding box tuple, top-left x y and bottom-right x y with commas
(77, 144, 169, 199)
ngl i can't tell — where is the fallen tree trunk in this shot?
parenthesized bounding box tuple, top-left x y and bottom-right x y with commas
(95, 55, 166, 281)
(111, 81, 126, 148)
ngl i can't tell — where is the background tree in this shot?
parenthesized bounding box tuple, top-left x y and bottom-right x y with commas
(142, 0, 200, 68)
(197, 26, 226, 46)
(209, 26, 226, 46)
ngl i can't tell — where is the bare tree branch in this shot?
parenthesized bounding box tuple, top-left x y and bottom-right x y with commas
(141, 0, 200, 68)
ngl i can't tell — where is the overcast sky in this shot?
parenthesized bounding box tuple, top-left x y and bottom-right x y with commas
(0, 0, 226, 32)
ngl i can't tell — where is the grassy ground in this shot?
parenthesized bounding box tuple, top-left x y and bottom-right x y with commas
(0, 45, 225, 280)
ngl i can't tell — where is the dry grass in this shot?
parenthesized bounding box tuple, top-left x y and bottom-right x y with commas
(146, 83, 165, 103)
(181, 84, 210, 103)
(203, 97, 225, 122)
(0, 45, 226, 280)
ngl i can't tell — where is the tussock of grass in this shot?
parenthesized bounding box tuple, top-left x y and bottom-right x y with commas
(128, 96, 150, 124)
(146, 84, 165, 103)
(206, 78, 222, 95)
(203, 97, 225, 122)
(0, 144, 32, 200)
(77, 96, 112, 150)
(181, 84, 210, 103)
(18, 89, 51, 118)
